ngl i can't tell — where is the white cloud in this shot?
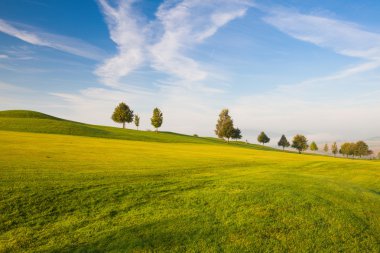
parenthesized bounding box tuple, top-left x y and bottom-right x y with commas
(0, 81, 31, 92)
(263, 8, 380, 61)
(0, 19, 105, 60)
(149, 0, 249, 82)
(0, 54, 8, 59)
(95, 0, 250, 87)
(95, 0, 146, 87)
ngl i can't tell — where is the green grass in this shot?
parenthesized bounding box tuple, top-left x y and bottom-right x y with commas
(0, 110, 272, 150)
(0, 110, 379, 252)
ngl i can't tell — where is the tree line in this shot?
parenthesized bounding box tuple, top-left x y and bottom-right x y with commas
(215, 108, 375, 157)
(111, 102, 163, 132)
(111, 105, 377, 158)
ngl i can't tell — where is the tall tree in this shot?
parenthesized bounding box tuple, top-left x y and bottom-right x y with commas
(231, 128, 242, 141)
(331, 142, 338, 157)
(355, 141, 369, 158)
(310, 141, 318, 152)
(277, 135, 290, 150)
(134, 114, 140, 130)
(111, 102, 134, 128)
(257, 132, 270, 145)
(215, 109, 235, 142)
(151, 108, 163, 132)
(291, 134, 308, 154)
(323, 144, 329, 153)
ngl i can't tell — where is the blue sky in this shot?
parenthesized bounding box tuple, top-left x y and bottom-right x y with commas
(1, 0, 380, 143)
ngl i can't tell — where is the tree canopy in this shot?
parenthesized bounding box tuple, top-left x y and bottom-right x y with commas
(323, 144, 329, 153)
(231, 128, 242, 141)
(310, 141, 318, 151)
(355, 141, 369, 157)
(215, 109, 235, 142)
(111, 102, 134, 128)
(257, 132, 270, 145)
(331, 142, 338, 157)
(291, 134, 308, 154)
(134, 114, 140, 130)
(340, 142, 357, 157)
(278, 135, 290, 150)
(151, 108, 163, 132)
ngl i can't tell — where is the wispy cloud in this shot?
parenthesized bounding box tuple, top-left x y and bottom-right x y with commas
(0, 81, 31, 92)
(95, 0, 250, 87)
(263, 8, 380, 61)
(260, 7, 380, 88)
(150, 0, 249, 83)
(0, 19, 106, 60)
(0, 54, 8, 59)
(95, 0, 146, 87)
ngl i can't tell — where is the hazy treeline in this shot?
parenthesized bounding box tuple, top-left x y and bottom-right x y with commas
(215, 108, 378, 158)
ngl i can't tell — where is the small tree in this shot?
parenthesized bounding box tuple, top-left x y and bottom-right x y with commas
(111, 102, 134, 128)
(378, 152, 380, 159)
(323, 144, 329, 153)
(215, 109, 235, 142)
(278, 135, 290, 150)
(340, 142, 356, 158)
(355, 141, 369, 158)
(134, 114, 140, 130)
(231, 128, 242, 141)
(257, 132, 270, 145)
(151, 108, 163, 132)
(310, 141, 318, 152)
(331, 142, 338, 157)
(291, 134, 308, 154)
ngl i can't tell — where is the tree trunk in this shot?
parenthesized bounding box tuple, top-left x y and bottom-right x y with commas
(123, 122, 125, 128)
(283, 147, 284, 151)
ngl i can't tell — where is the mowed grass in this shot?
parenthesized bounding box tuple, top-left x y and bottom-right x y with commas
(1, 129, 380, 252)
(0, 110, 273, 151)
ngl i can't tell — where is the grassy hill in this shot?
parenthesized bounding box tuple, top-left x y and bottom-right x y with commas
(0, 110, 379, 252)
(0, 110, 272, 150)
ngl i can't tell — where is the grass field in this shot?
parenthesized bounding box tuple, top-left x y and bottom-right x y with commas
(1, 111, 380, 252)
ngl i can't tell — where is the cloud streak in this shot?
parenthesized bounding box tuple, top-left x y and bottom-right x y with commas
(95, 0, 146, 87)
(0, 19, 106, 60)
(263, 8, 380, 61)
(95, 0, 250, 87)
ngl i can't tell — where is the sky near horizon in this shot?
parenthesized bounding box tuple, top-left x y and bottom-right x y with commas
(1, 0, 380, 143)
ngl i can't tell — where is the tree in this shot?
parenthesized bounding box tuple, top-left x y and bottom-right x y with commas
(111, 102, 134, 128)
(340, 142, 355, 158)
(378, 152, 380, 159)
(277, 135, 290, 150)
(257, 132, 270, 145)
(331, 142, 338, 157)
(310, 141, 318, 152)
(355, 141, 369, 158)
(134, 114, 140, 130)
(291, 134, 308, 154)
(231, 128, 242, 141)
(323, 144, 329, 153)
(151, 108, 163, 132)
(215, 109, 235, 142)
